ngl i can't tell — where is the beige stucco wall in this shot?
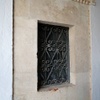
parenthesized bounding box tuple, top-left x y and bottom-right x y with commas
(14, 0, 91, 100)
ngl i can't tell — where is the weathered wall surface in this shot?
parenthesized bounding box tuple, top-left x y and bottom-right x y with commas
(90, 0, 100, 100)
(0, 0, 13, 100)
(14, 0, 91, 100)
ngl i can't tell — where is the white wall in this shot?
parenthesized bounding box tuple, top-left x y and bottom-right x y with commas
(91, 0, 100, 100)
(0, 0, 13, 100)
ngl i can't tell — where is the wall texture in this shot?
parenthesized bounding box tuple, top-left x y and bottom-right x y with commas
(14, 0, 91, 100)
(91, 0, 100, 100)
(0, 0, 13, 100)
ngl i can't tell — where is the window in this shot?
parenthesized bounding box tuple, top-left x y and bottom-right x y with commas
(38, 21, 70, 89)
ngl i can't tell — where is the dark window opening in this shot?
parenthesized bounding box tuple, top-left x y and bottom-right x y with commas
(38, 21, 70, 90)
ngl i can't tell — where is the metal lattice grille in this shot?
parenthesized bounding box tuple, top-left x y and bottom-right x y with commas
(72, 0, 95, 5)
(38, 22, 70, 89)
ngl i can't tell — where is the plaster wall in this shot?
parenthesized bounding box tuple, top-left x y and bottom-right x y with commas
(90, 0, 100, 100)
(14, 0, 91, 100)
(0, 0, 13, 100)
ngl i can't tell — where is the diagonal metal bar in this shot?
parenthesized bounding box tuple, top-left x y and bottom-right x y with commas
(44, 51, 68, 85)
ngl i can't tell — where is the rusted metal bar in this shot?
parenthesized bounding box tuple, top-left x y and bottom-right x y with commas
(72, 0, 95, 5)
